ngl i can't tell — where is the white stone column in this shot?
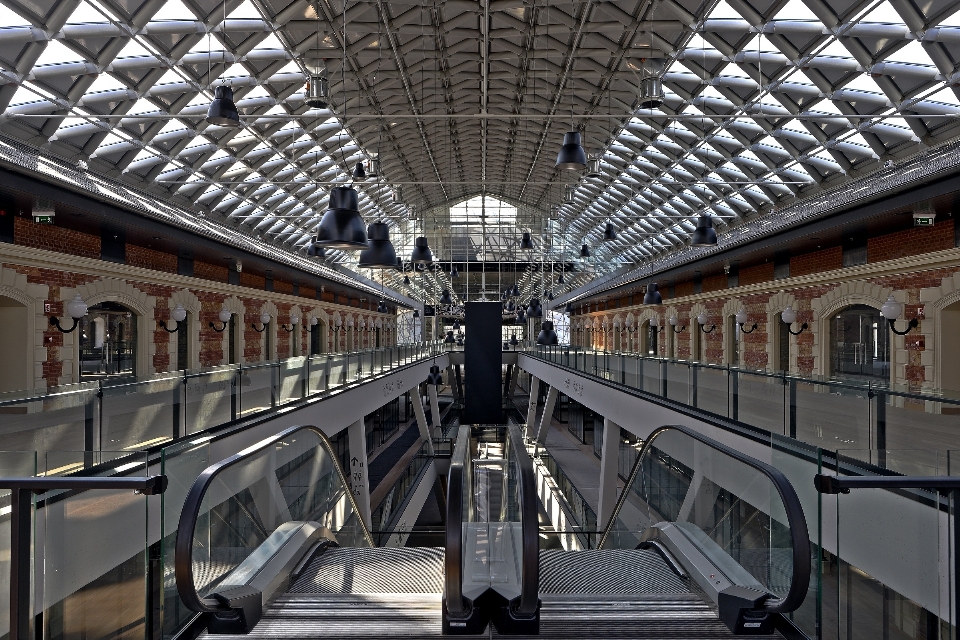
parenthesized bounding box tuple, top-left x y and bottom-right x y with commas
(598, 417, 620, 530)
(410, 385, 437, 453)
(526, 376, 540, 433)
(347, 419, 372, 530)
(535, 385, 558, 444)
(428, 383, 442, 429)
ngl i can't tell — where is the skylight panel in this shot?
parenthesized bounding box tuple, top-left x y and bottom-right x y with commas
(228, 0, 263, 19)
(841, 74, 887, 94)
(32, 40, 85, 66)
(151, 0, 200, 21)
(859, 3, 905, 24)
(84, 74, 127, 93)
(922, 87, 960, 105)
(0, 5, 31, 26)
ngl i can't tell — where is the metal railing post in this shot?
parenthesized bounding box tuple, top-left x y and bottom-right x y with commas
(9, 487, 30, 640)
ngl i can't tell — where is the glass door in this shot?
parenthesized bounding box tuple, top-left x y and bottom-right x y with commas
(831, 305, 890, 383)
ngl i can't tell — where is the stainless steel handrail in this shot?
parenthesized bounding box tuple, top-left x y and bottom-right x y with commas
(506, 422, 539, 617)
(597, 423, 811, 615)
(444, 426, 471, 616)
(174, 423, 374, 614)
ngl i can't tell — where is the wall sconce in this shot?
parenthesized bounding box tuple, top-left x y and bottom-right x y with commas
(346, 318, 355, 333)
(252, 312, 271, 333)
(306, 316, 319, 332)
(736, 307, 757, 334)
(333, 317, 343, 332)
(282, 315, 300, 332)
(696, 312, 716, 333)
(50, 294, 88, 333)
(669, 315, 686, 333)
(160, 304, 187, 333)
(781, 305, 807, 335)
(210, 308, 232, 332)
(650, 315, 663, 332)
(880, 295, 918, 335)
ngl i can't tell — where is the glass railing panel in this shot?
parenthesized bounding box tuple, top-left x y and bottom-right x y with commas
(370, 442, 430, 530)
(828, 451, 948, 640)
(238, 363, 275, 416)
(278, 356, 306, 405)
(603, 428, 797, 601)
(735, 371, 786, 434)
(160, 439, 212, 638)
(641, 358, 662, 395)
(794, 379, 870, 449)
(100, 376, 180, 451)
(623, 355, 640, 390)
(664, 360, 690, 404)
(306, 355, 326, 395)
(327, 355, 346, 389)
(695, 365, 730, 417)
(0, 389, 96, 462)
(188, 428, 369, 601)
(0, 451, 37, 640)
(185, 367, 237, 435)
(875, 390, 960, 455)
(39, 450, 151, 640)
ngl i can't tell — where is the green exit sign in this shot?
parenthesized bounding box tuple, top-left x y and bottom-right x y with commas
(33, 215, 54, 224)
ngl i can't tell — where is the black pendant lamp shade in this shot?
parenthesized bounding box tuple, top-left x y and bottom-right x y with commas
(564, 303, 573, 313)
(506, 299, 515, 312)
(527, 297, 543, 318)
(691, 214, 718, 246)
(403, 275, 411, 285)
(547, 291, 554, 301)
(353, 161, 366, 180)
(306, 238, 325, 258)
(427, 364, 443, 385)
(444, 330, 456, 344)
(411, 236, 433, 264)
(520, 232, 534, 250)
(556, 131, 587, 170)
(558, 273, 565, 285)
(377, 301, 388, 313)
(603, 222, 617, 241)
(413, 309, 420, 318)
(357, 222, 398, 268)
(643, 282, 663, 305)
(516, 309, 526, 323)
(207, 85, 241, 127)
(316, 186, 367, 250)
(451, 266, 459, 278)
(453, 320, 461, 331)
(511, 284, 521, 297)
(510, 334, 519, 346)
(537, 320, 559, 345)
(396, 257, 403, 271)
(580, 244, 591, 258)
(439, 289, 453, 305)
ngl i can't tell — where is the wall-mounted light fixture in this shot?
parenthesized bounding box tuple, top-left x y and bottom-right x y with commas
(697, 311, 716, 334)
(736, 307, 757, 334)
(160, 304, 188, 333)
(333, 316, 343, 332)
(49, 294, 88, 333)
(650, 315, 663, 332)
(669, 315, 686, 333)
(880, 295, 919, 335)
(210, 308, 232, 332)
(281, 315, 300, 332)
(306, 316, 319, 332)
(252, 312, 271, 333)
(781, 305, 807, 335)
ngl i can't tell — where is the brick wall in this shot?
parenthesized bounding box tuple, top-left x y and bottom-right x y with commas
(126, 244, 178, 274)
(194, 260, 229, 282)
(15, 217, 99, 258)
(867, 220, 954, 263)
(739, 262, 775, 286)
(790, 246, 842, 278)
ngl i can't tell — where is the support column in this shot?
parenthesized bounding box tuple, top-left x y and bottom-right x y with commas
(428, 384, 442, 430)
(447, 366, 460, 404)
(525, 376, 541, 432)
(347, 419, 372, 530)
(410, 386, 437, 453)
(508, 364, 519, 399)
(598, 417, 620, 530)
(534, 385, 559, 444)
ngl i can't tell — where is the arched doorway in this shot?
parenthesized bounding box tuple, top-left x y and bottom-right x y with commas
(940, 300, 960, 393)
(79, 301, 137, 380)
(830, 305, 889, 383)
(0, 296, 30, 392)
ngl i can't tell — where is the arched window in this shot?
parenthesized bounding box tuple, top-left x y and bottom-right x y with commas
(830, 305, 889, 382)
(79, 301, 137, 379)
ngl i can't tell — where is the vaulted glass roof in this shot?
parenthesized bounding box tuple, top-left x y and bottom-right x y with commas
(0, 0, 957, 304)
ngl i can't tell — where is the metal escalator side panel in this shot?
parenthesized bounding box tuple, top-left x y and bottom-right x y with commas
(506, 422, 540, 619)
(597, 424, 811, 616)
(444, 426, 471, 616)
(174, 423, 374, 620)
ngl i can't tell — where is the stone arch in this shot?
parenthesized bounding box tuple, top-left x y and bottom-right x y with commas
(288, 304, 304, 357)
(612, 313, 624, 351)
(919, 274, 960, 391)
(721, 297, 744, 366)
(221, 296, 246, 364)
(67, 278, 155, 379)
(0, 265, 47, 390)
(167, 289, 201, 371)
(810, 280, 894, 382)
(635, 307, 659, 356)
(305, 306, 328, 355)
(664, 305, 679, 358)
(258, 300, 279, 361)
(689, 302, 708, 362)
(331, 311, 343, 352)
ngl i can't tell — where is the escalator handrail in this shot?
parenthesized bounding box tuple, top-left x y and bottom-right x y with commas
(597, 423, 811, 614)
(444, 426, 471, 615)
(506, 422, 539, 617)
(174, 423, 375, 614)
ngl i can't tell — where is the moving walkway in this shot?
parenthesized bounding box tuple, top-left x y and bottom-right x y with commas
(173, 419, 811, 638)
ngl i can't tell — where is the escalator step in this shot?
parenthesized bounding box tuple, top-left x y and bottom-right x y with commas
(540, 549, 688, 594)
(289, 546, 444, 594)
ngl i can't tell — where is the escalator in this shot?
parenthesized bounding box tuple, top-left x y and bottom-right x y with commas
(173, 421, 811, 638)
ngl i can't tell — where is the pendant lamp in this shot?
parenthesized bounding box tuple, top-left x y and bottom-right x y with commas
(510, 334, 519, 346)
(306, 238, 325, 258)
(357, 222, 398, 268)
(413, 309, 420, 318)
(691, 214, 718, 246)
(396, 257, 403, 271)
(506, 300, 515, 312)
(392, 188, 403, 204)
(427, 364, 443, 385)
(366, 157, 381, 178)
(207, 85, 241, 127)
(516, 309, 526, 323)
(556, 131, 587, 170)
(558, 273, 565, 285)
(306, 74, 329, 109)
(563, 184, 576, 204)
(316, 186, 367, 250)
(643, 282, 663, 305)
(353, 161, 366, 180)
(603, 222, 617, 241)
(511, 284, 520, 297)
(639, 77, 664, 110)
(586, 156, 602, 178)
(580, 244, 591, 258)
(411, 237, 433, 263)
(527, 298, 542, 318)
(451, 266, 459, 278)
(537, 320, 559, 345)
(564, 303, 573, 313)
(439, 289, 453, 305)
(520, 232, 534, 250)
(403, 275, 411, 285)
(377, 300, 388, 313)
(453, 320, 461, 331)
(547, 291, 554, 301)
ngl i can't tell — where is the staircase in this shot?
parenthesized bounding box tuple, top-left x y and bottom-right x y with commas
(212, 547, 780, 639)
